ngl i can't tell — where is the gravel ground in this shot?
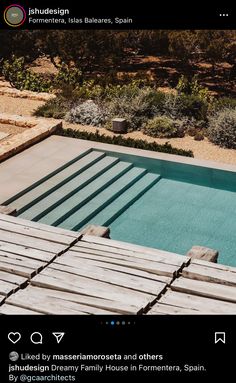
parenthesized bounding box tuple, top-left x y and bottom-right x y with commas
(1, 93, 236, 165)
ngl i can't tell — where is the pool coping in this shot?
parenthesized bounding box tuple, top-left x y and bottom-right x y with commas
(0, 113, 62, 163)
(58, 135, 236, 174)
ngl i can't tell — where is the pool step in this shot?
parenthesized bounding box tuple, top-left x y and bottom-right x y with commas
(83, 173, 161, 228)
(12, 149, 163, 233)
(36, 161, 133, 226)
(20, 155, 119, 221)
(3, 148, 92, 205)
(9, 150, 105, 214)
(58, 167, 148, 230)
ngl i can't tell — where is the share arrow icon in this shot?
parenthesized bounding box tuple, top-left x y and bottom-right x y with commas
(52, 332, 65, 344)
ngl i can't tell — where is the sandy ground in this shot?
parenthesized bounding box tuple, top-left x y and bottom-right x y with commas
(0, 123, 27, 143)
(0, 123, 25, 135)
(0, 95, 44, 116)
(0, 93, 236, 165)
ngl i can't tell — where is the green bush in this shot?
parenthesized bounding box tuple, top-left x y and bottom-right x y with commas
(178, 94, 209, 121)
(213, 97, 236, 112)
(104, 81, 143, 100)
(34, 85, 167, 131)
(208, 108, 236, 148)
(106, 91, 148, 131)
(104, 86, 165, 131)
(162, 92, 208, 123)
(176, 75, 212, 101)
(56, 127, 193, 157)
(34, 97, 74, 119)
(2, 58, 84, 93)
(71, 81, 147, 101)
(106, 86, 155, 131)
(2, 57, 52, 92)
(142, 90, 166, 114)
(174, 76, 212, 121)
(143, 116, 184, 138)
(162, 93, 182, 118)
(73, 80, 104, 99)
(54, 63, 83, 88)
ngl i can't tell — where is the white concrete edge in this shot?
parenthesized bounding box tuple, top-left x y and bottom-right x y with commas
(56, 135, 236, 173)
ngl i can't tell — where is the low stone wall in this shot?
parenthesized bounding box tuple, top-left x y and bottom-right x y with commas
(0, 80, 55, 102)
(0, 113, 62, 163)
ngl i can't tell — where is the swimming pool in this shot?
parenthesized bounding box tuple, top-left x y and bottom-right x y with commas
(5, 147, 236, 266)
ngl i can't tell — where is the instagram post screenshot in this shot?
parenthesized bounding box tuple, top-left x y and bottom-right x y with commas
(0, 1, 235, 381)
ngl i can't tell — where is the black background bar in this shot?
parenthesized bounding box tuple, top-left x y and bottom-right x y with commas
(0, 1, 234, 29)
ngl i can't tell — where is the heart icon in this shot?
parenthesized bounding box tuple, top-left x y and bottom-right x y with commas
(8, 332, 21, 344)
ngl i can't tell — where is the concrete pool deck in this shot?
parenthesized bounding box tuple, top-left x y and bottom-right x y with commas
(0, 135, 91, 204)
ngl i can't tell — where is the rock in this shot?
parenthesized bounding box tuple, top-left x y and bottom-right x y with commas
(186, 246, 218, 263)
(81, 224, 110, 238)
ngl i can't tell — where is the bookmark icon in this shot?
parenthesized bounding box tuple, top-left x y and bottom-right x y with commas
(214, 332, 226, 344)
(52, 332, 65, 344)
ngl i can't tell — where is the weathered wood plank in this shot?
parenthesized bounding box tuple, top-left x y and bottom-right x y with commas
(82, 234, 188, 261)
(31, 270, 156, 310)
(0, 280, 18, 296)
(0, 213, 80, 238)
(0, 250, 46, 269)
(6, 289, 119, 315)
(50, 260, 167, 296)
(0, 258, 37, 277)
(56, 253, 171, 284)
(69, 250, 177, 278)
(0, 220, 75, 246)
(15, 286, 138, 314)
(0, 303, 40, 315)
(0, 270, 27, 286)
(159, 290, 236, 313)
(147, 303, 199, 315)
(75, 241, 185, 268)
(191, 258, 236, 273)
(0, 241, 54, 262)
(171, 277, 236, 303)
(78, 235, 189, 265)
(0, 228, 65, 253)
(182, 263, 236, 286)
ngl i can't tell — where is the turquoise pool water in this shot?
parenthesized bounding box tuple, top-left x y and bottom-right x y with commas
(110, 178, 236, 266)
(6, 148, 236, 266)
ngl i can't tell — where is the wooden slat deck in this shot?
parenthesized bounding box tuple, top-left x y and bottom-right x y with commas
(148, 259, 236, 314)
(0, 303, 40, 315)
(0, 213, 81, 306)
(0, 213, 236, 314)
